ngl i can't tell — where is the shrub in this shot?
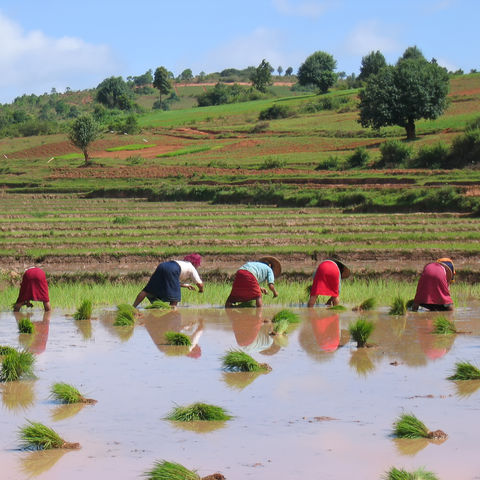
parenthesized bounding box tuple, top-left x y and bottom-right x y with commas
(258, 157, 287, 169)
(410, 142, 450, 168)
(465, 116, 480, 132)
(258, 104, 293, 120)
(346, 147, 370, 169)
(377, 140, 412, 168)
(250, 121, 269, 133)
(315, 155, 341, 170)
(113, 216, 132, 224)
(451, 129, 480, 167)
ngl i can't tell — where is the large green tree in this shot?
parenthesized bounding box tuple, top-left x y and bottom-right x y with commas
(358, 47, 449, 139)
(96, 76, 132, 110)
(250, 59, 273, 93)
(68, 114, 101, 166)
(358, 50, 387, 82)
(297, 51, 337, 93)
(153, 66, 172, 105)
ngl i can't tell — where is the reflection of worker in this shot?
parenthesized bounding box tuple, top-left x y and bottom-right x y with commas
(412, 258, 455, 312)
(309, 312, 340, 352)
(227, 308, 274, 353)
(416, 317, 455, 360)
(15, 311, 51, 354)
(225, 256, 281, 308)
(133, 254, 204, 308)
(13, 267, 51, 312)
(308, 259, 351, 307)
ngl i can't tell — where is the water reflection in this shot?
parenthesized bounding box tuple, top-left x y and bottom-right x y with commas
(167, 419, 228, 433)
(1, 380, 36, 411)
(144, 310, 203, 358)
(349, 349, 376, 377)
(226, 309, 274, 354)
(19, 449, 67, 477)
(15, 311, 50, 354)
(98, 310, 135, 342)
(50, 403, 85, 422)
(451, 379, 480, 398)
(75, 319, 93, 341)
(416, 316, 456, 361)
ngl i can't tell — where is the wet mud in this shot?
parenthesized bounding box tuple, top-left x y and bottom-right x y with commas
(1, 304, 480, 479)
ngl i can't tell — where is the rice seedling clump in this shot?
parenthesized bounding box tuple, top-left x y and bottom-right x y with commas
(272, 309, 300, 324)
(355, 297, 376, 311)
(18, 317, 35, 334)
(166, 402, 232, 422)
(221, 349, 270, 372)
(0, 345, 16, 356)
(18, 420, 80, 450)
(433, 315, 456, 334)
(50, 382, 96, 404)
(349, 318, 375, 347)
(385, 467, 439, 480)
(328, 304, 347, 311)
(165, 332, 191, 346)
(0, 349, 35, 382)
(389, 297, 406, 315)
(73, 299, 93, 320)
(392, 413, 429, 439)
(271, 318, 289, 335)
(114, 305, 135, 326)
(117, 303, 136, 315)
(144, 460, 199, 480)
(145, 300, 170, 309)
(232, 300, 256, 308)
(448, 361, 480, 380)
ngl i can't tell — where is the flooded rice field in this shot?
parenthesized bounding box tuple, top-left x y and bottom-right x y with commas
(1, 305, 480, 480)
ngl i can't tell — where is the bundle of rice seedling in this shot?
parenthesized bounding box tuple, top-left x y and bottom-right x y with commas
(114, 305, 135, 326)
(50, 382, 96, 404)
(0, 345, 16, 356)
(145, 300, 170, 309)
(233, 300, 256, 308)
(448, 361, 480, 380)
(18, 420, 80, 450)
(389, 297, 406, 316)
(73, 299, 93, 320)
(349, 318, 375, 348)
(393, 413, 429, 439)
(271, 318, 289, 335)
(18, 317, 35, 334)
(0, 349, 35, 382)
(221, 349, 270, 372)
(384, 467, 438, 480)
(164, 332, 191, 346)
(329, 304, 347, 311)
(354, 297, 376, 311)
(166, 402, 232, 422)
(272, 309, 300, 324)
(144, 460, 199, 480)
(433, 315, 456, 334)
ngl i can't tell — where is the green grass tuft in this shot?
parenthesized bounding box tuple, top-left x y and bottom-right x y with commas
(18, 420, 79, 450)
(144, 460, 199, 480)
(145, 300, 171, 309)
(166, 402, 232, 422)
(272, 309, 300, 324)
(50, 382, 84, 404)
(389, 297, 406, 315)
(384, 467, 439, 480)
(0, 345, 16, 356)
(433, 315, 456, 334)
(349, 318, 375, 347)
(164, 332, 192, 346)
(393, 413, 429, 439)
(0, 349, 35, 382)
(221, 349, 268, 372)
(18, 317, 35, 334)
(358, 297, 376, 311)
(448, 361, 480, 380)
(73, 299, 93, 320)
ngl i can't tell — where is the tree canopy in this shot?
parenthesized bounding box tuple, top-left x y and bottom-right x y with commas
(358, 51, 387, 82)
(153, 66, 172, 106)
(96, 76, 133, 110)
(68, 114, 101, 166)
(358, 47, 449, 139)
(250, 59, 273, 93)
(297, 51, 337, 93)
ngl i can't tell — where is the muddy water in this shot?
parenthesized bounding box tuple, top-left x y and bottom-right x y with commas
(1, 305, 480, 480)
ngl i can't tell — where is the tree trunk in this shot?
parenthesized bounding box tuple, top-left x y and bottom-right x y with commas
(83, 149, 91, 166)
(405, 119, 416, 140)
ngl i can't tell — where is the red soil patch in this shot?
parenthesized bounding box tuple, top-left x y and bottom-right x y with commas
(449, 88, 480, 96)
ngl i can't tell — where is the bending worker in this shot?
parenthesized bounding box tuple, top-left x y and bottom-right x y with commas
(225, 256, 281, 308)
(13, 266, 51, 312)
(307, 258, 351, 307)
(133, 254, 204, 308)
(412, 258, 455, 311)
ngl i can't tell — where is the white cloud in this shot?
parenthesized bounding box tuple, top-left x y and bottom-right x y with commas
(437, 57, 459, 72)
(196, 28, 300, 73)
(271, 0, 330, 18)
(0, 11, 120, 102)
(343, 20, 400, 57)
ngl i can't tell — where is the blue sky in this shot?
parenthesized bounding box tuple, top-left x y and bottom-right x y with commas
(0, 0, 477, 103)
